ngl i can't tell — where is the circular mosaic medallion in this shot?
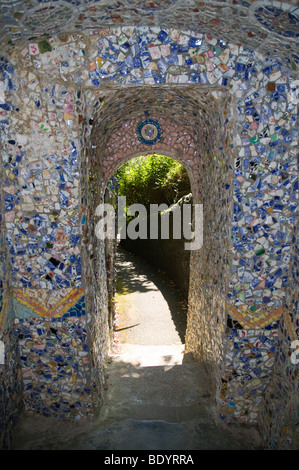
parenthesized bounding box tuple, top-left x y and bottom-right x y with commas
(137, 119, 162, 145)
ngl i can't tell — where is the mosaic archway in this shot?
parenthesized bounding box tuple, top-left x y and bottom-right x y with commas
(81, 85, 234, 400)
(0, 14, 298, 449)
(103, 117, 201, 198)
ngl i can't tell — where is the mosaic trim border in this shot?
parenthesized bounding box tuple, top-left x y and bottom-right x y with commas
(12, 288, 84, 319)
(227, 304, 286, 329)
(283, 310, 297, 342)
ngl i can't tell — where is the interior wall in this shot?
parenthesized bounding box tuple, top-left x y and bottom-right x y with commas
(185, 94, 234, 408)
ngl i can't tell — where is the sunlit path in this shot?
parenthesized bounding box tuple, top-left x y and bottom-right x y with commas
(112, 247, 187, 367)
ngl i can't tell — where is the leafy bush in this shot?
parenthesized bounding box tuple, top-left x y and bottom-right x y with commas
(115, 154, 190, 210)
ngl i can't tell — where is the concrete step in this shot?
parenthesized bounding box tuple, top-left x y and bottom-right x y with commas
(81, 417, 260, 450)
(99, 346, 216, 426)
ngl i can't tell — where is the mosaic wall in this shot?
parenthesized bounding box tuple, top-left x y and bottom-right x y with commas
(258, 219, 298, 449)
(0, 1, 298, 67)
(14, 315, 95, 419)
(0, 4, 298, 449)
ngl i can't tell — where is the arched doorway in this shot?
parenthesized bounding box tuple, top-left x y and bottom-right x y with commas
(99, 150, 196, 361)
(114, 153, 192, 302)
(108, 153, 192, 351)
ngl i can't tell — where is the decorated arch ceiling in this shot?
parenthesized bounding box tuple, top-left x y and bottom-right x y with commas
(0, 0, 298, 68)
(89, 86, 232, 195)
(90, 85, 230, 145)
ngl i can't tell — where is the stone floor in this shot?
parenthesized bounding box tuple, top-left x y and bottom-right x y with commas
(10, 248, 263, 450)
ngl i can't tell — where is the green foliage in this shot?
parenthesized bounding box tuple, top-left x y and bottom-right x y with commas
(115, 154, 190, 210)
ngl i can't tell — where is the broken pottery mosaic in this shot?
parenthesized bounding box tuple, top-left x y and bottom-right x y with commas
(0, 0, 298, 451)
